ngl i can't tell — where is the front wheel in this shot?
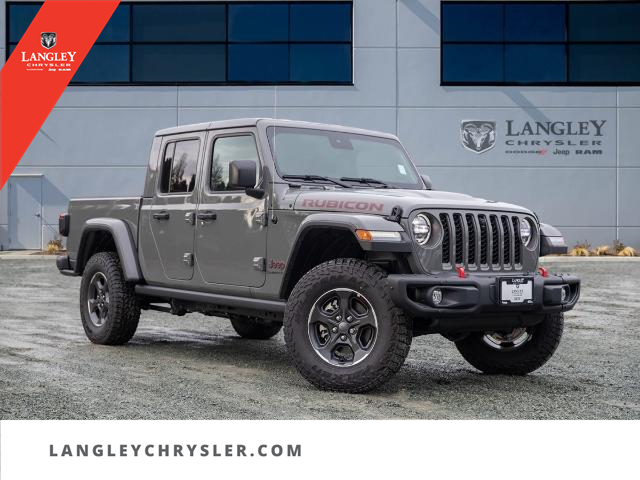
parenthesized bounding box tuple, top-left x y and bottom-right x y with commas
(284, 259, 412, 393)
(455, 313, 564, 375)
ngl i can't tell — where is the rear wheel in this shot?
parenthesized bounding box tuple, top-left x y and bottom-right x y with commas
(284, 259, 412, 393)
(80, 252, 140, 345)
(455, 313, 564, 375)
(229, 315, 282, 340)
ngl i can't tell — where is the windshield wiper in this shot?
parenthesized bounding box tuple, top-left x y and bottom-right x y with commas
(340, 177, 393, 188)
(282, 175, 352, 188)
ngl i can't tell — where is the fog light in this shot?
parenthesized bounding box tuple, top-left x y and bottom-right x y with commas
(432, 288, 443, 306)
(561, 285, 570, 304)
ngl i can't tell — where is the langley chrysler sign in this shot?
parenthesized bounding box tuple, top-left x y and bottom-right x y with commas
(461, 119, 606, 157)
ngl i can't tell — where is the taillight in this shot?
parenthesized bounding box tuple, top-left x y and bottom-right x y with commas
(59, 213, 70, 237)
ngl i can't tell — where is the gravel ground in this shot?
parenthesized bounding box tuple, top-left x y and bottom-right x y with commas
(0, 257, 638, 419)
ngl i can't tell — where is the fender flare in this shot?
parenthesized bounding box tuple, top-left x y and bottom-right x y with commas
(279, 213, 411, 298)
(296, 213, 411, 252)
(539, 223, 568, 256)
(76, 218, 143, 282)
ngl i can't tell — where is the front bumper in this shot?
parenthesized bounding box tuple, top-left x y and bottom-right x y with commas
(387, 272, 580, 333)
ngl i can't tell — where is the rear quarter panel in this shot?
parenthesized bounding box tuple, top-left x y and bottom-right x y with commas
(67, 197, 142, 260)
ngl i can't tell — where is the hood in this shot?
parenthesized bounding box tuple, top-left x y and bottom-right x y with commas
(290, 188, 533, 217)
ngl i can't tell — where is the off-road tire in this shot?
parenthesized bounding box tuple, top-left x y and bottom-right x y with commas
(80, 251, 140, 345)
(455, 313, 564, 375)
(284, 258, 412, 393)
(229, 315, 282, 340)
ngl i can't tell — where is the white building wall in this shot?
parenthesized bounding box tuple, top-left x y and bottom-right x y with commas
(1, 0, 639, 249)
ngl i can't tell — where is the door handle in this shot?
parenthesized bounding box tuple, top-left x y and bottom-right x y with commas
(153, 211, 170, 220)
(197, 211, 217, 222)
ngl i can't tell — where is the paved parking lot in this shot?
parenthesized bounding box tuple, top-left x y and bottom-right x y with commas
(0, 256, 638, 419)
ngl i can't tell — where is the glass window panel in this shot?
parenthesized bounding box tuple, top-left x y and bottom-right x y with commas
(160, 140, 200, 194)
(290, 44, 351, 83)
(97, 4, 130, 42)
(505, 45, 566, 83)
(229, 44, 289, 83)
(8, 4, 42, 43)
(505, 3, 565, 42)
(229, 4, 289, 42)
(442, 44, 503, 83)
(570, 3, 640, 41)
(160, 143, 176, 194)
(211, 136, 259, 191)
(570, 44, 640, 83)
(132, 4, 226, 42)
(267, 127, 422, 189)
(132, 45, 226, 83)
(72, 45, 130, 83)
(442, 3, 503, 42)
(290, 3, 352, 42)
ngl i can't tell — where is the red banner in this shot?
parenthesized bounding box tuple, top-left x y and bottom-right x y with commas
(0, 1, 120, 190)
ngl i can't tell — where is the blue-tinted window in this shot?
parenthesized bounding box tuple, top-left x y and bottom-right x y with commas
(229, 45, 289, 82)
(133, 45, 226, 83)
(442, 3, 503, 42)
(442, 44, 503, 83)
(505, 45, 566, 83)
(290, 3, 352, 42)
(570, 45, 640, 83)
(8, 4, 41, 42)
(97, 5, 130, 42)
(132, 4, 226, 42)
(442, 1, 640, 85)
(569, 3, 640, 41)
(291, 44, 352, 83)
(229, 4, 289, 42)
(7, 2, 353, 85)
(505, 3, 565, 42)
(73, 45, 130, 83)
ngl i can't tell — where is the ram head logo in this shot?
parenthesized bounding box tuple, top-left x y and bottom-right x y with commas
(41, 32, 57, 49)
(461, 121, 496, 154)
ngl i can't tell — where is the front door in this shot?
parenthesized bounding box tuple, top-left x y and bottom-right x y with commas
(8, 176, 42, 250)
(195, 131, 267, 287)
(149, 135, 203, 281)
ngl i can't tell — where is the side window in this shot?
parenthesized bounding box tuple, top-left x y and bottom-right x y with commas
(159, 139, 200, 194)
(210, 135, 259, 191)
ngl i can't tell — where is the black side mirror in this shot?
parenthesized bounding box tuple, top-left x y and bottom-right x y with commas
(421, 174, 433, 190)
(228, 160, 257, 190)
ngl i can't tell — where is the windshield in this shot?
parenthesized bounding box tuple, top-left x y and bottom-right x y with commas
(267, 127, 423, 189)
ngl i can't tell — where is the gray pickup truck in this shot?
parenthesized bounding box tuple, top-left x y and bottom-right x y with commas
(57, 118, 579, 392)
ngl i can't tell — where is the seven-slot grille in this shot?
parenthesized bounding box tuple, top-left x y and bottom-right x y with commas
(438, 212, 525, 271)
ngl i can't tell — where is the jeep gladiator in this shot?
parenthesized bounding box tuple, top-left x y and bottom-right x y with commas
(57, 118, 580, 392)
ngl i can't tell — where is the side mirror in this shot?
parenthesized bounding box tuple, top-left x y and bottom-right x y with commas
(228, 160, 257, 190)
(421, 174, 432, 190)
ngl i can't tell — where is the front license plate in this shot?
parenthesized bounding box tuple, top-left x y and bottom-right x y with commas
(500, 278, 533, 304)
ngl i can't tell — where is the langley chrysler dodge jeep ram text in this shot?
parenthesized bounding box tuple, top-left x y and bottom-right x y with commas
(57, 119, 580, 392)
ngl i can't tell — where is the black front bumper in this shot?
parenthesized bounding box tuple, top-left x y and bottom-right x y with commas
(387, 272, 580, 334)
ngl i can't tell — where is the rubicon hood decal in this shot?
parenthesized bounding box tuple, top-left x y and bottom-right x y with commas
(292, 189, 532, 216)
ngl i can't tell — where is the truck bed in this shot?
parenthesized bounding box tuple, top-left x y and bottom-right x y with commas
(66, 197, 142, 258)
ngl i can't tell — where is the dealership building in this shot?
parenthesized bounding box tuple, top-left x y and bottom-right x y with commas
(1, 0, 639, 250)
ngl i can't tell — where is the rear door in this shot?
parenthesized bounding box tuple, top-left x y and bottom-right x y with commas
(194, 129, 267, 287)
(149, 134, 204, 281)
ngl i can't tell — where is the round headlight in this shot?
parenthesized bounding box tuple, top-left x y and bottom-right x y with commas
(520, 218, 533, 246)
(412, 214, 431, 245)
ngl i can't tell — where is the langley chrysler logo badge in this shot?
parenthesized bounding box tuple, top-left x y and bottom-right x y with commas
(461, 120, 496, 154)
(41, 32, 57, 49)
